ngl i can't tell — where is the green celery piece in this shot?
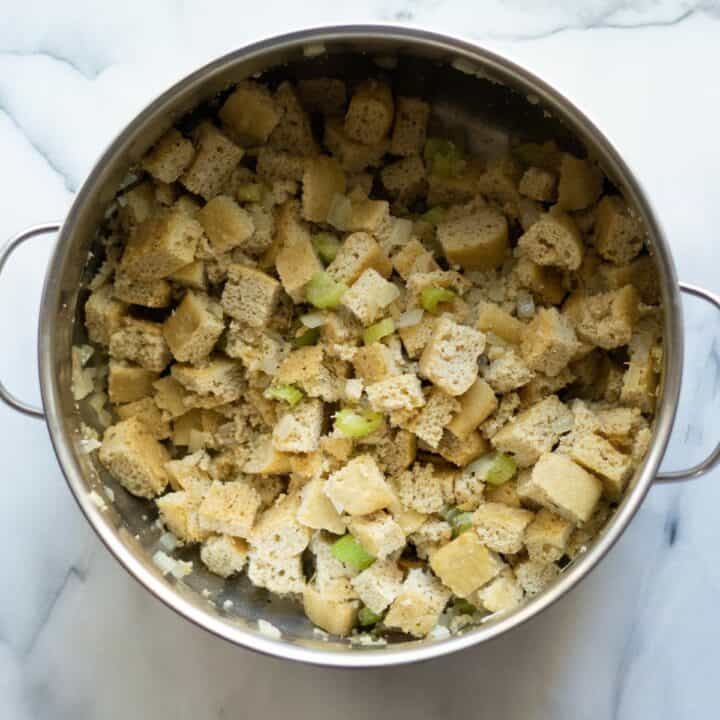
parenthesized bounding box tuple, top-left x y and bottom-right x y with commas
(236, 183, 264, 203)
(421, 286, 456, 313)
(450, 511, 474, 538)
(305, 271, 347, 310)
(312, 232, 341, 264)
(419, 206, 447, 226)
(358, 606, 383, 627)
(293, 327, 320, 347)
(334, 408, 383, 438)
(263, 384, 304, 407)
(466, 452, 517, 486)
(332, 534, 375, 571)
(424, 137, 465, 176)
(453, 598, 477, 615)
(432, 153, 466, 177)
(363, 318, 395, 345)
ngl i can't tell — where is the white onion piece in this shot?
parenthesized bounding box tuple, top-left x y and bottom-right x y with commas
(516, 291, 535, 319)
(326, 193, 352, 231)
(386, 218, 413, 250)
(300, 312, 327, 328)
(395, 308, 424, 328)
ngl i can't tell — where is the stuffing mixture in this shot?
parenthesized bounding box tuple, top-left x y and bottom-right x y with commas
(75, 73, 663, 639)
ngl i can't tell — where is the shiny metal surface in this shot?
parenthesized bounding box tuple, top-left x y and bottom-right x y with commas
(29, 26, 689, 667)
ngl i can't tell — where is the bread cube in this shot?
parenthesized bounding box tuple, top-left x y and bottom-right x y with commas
(151, 376, 187, 419)
(301, 155, 347, 223)
(569, 433, 633, 500)
(351, 560, 404, 614)
(524, 508, 573, 563)
(374, 429, 417, 476)
(514, 257, 566, 305)
(99, 417, 169, 498)
(557, 153, 603, 211)
(348, 511, 405, 559)
(326, 231, 392, 285)
(426, 162, 485, 206)
(366, 373, 425, 413)
(324, 116, 389, 172)
(181, 122, 244, 200)
(393, 463, 444, 514)
(353, 343, 401, 383)
(514, 559, 560, 597)
(120, 209, 203, 280)
(344, 79, 394, 145)
(171, 356, 243, 403)
(163, 291, 223, 363)
(475, 302, 524, 345)
(164, 449, 211, 491)
(297, 479, 346, 535)
(474, 569, 523, 614)
(116, 397, 171, 441)
(517, 207, 584, 271)
(221, 264, 280, 328)
(437, 429, 489, 466)
(196, 480, 261, 539)
(430, 532, 504, 597)
(156, 490, 208, 543)
(391, 239, 439, 280)
(256, 146, 306, 182)
(407, 387, 459, 448)
(519, 166, 557, 202)
(107, 360, 159, 404)
(243, 436, 293, 475)
(303, 585, 357, 636)
(391, 96, 430, 156)
(277, 346, 336, 401)
(272, 399, 324, 453)
(251, 493, 311, 559)
(297, 77, 347, 115)
(197, 195, 254, 254)
(594, 195, 644, 265)
(568, 285, 639, 350)
(85, 284, 127, 346)
(472, 502, 535, 554)
(601, 255, 659, 305)
(168, 260, 206, 290)
(485, 479, 522, 508)
(518, 366, 575, 407)
(399, 314, 437, 359)
(325, 455, 395, 516)
(518, 452, 602, 524)
(380, 155, 427, 204)
(142, 128, 195, 183)
(219, 80, 281, 145)
(113, 271, 173, 308)
(384, 569, 451, 638)
(479, 392, 521, 440)
(520, 307, 578, 377)
(341, 268, 399, 325)
(200, 535, 249, 578)
(419, 316, 486, 396)
(118, 181, 156, 232)
(438, 207, 509, 271)
(483, 350, 535, 393)
(491, 395, 573, 467)
(269, 82, 318, 156)
(249, 553, 305, 595)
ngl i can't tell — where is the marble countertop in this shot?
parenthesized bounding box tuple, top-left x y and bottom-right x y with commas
(1, 2, 720, 718)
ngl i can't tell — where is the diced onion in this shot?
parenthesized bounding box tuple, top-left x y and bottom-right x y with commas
(396, 308, 424, 329)
(257, 619, 282, 639)
(516, 291, 535, 319)
(300, 312, 327, 329)
(386, 217, 413, 251)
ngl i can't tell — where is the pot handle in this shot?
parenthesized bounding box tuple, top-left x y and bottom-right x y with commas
(656, 282, 720, 482)
(0, 222, 61, 419)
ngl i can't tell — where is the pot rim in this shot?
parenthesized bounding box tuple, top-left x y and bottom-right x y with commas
(37, 24, 683, 668)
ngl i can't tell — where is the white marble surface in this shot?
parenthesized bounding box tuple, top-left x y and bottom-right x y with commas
(1, 1, 719, 718)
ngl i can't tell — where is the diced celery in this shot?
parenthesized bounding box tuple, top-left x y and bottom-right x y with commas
(332, 534, 375, 571)
(424, 137, 466, 177)
(453, 598, 477, 615)
(450, 512, 474, 538)
(236, 183, 264, 203)
(334, 408, 383, 438)
(312, 232, 341, 264)
(465, 452, 517, 486)
(420, 286, 456, 313)
(263, 384, 304, 407)
(363, 318, 395, 345)
(358, 606, 383, 627)
(305, 271, 347, 310)
(293, 327, 320, 347)
(419, 206, 447, 226)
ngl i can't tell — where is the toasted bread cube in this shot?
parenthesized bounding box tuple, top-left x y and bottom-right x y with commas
(601, 255, 659, 305)
(249, 553, 305, 595)
(518, 207, 584, 271)
(594, 195, 644, 265)
(472, 502, 535, 554)
(475, 302, 524, 345)
(142, 128, 195, 183)
(302, 155, 347, 223)
(85, 284, 127, 346)
(515, 257, 566, 305)
(391, 239, 439, 280)
(524, 509, 573, 563)
(480, 392, 522, 440)
(569, 433, 633, 500)
(438, 207, 509, 271)
(269, 82, 318, 156)
(519, 452, 602, 524)
(348, 511, 406, 559)
(164, 449, 211, 491)
(437, 429, 489, 466)
(568, 285, 640, 350)
(219, 81, 280, 145)
(484, 351, 534, 396)
(351, 560, 404, 614)
(325, 455, 395, 516)
(276, 345, 336, 400)
(353, 343, 401, 383)
(621, 352, 658, 415)
(341, 269, 400, 325)
(430, 532, 504, 598)
(181, 122, 244, 200)
(197, 195, 254, 254)
(108, 360, 159, 404)
(118, 181, 156, 231)
(344, 79, 394, 145)
(595, 406, 644, 446)
(116, 397, 171, 441)
(171, 356, 243, 402)
(156, 490, 208, 543)
(324, 116, 389, 172)
(474, 569, 523, 614)
(120, 209, 203, 280)
(168, 260, 206, 290)
(408, 387, 459, 449)
(113, 271, 173, 308)
(303, 585, 357, 636)
(380, 155, 427, 204)
(491, 395, 573, 467)
(255, 146, 306, 182)
(557, 153, 603, 211)
(394, 463, 444, 514)
(326, 231, 392, 285)
(398, 314, 436, 359)
(99, 417, 169, 498)
(427, 163, 485, 206)
(520, 307, 578, 377)
(221, 264, 280, 328)
(272, 399, 324, 453)
(163, 291, 224, 363)
(251, 492, 311, 559)
(297, 479, 346, 535)
(320, 434, 354, 463)
(374, 429, 417, 476)
(297, 77, 347, 115)
(485, 479, 522, 508)
(519, 166, 557, 202)
(366, 373, 425, 412)
(419, 317, 486, 396)
(152, 376, 187, 419)
(391, 96, 430, 156)
(198, 480, 260, 539)
(200, 535, 249, 578)
(243, 436, 293, 475)
(519, 367, 575, 407)
(515, 559, 560, 597)
(384, 569, 451, 638)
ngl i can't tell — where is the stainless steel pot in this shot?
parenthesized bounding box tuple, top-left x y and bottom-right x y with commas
(2, 26, 719, 668)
